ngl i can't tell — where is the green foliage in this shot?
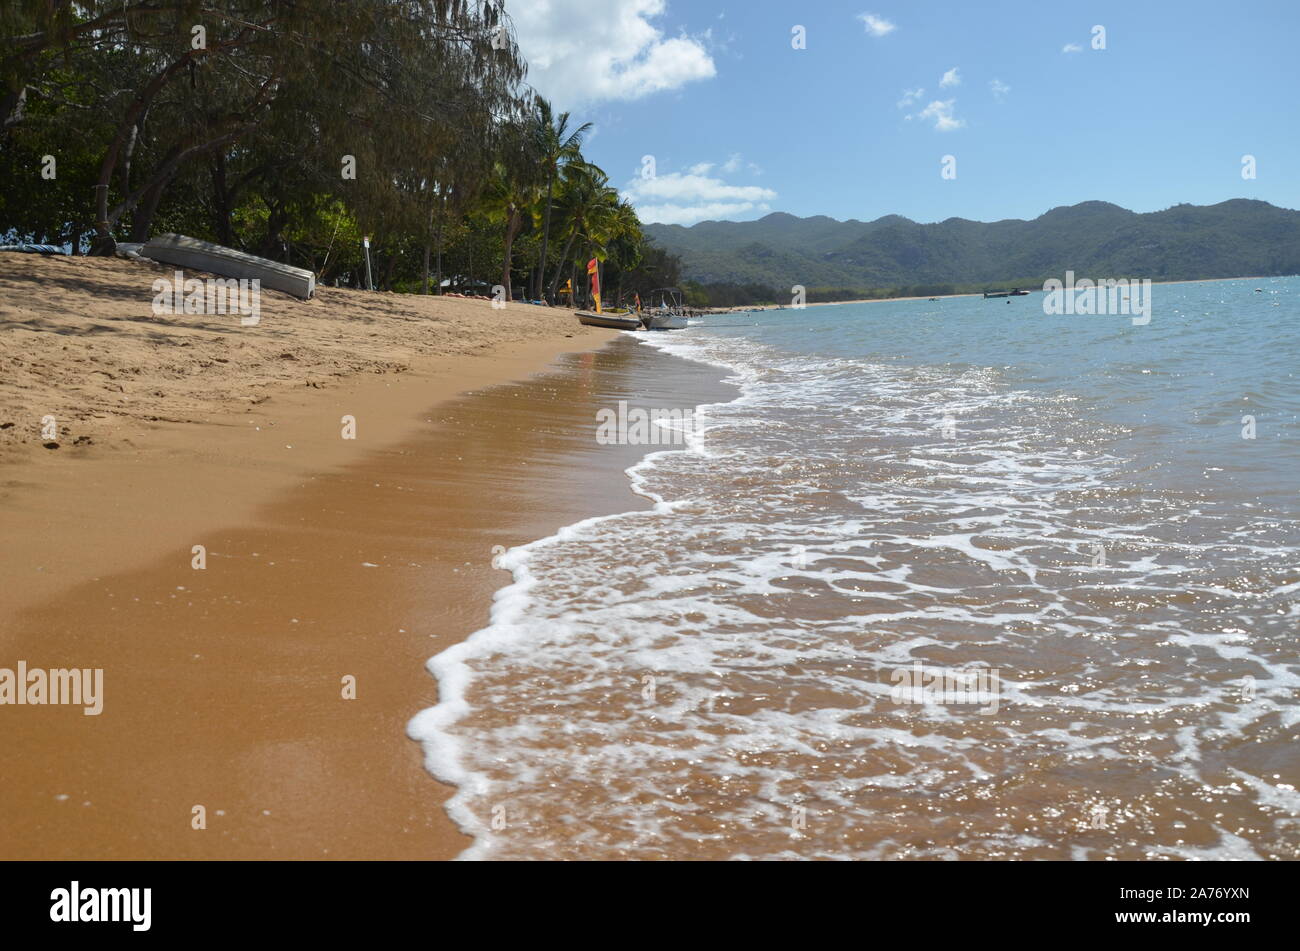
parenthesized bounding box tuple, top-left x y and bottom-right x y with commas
(0, 2, 681, 300)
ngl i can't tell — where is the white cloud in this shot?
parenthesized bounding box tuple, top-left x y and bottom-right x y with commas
(939, 67, 961, 88)
(626, 166, 777, 225)
(1062, 42, 1083, 53)
(635, 201, 773, 226)
(989, 78, 1010, 101)
(915, 99, 965, 131)
(897, 87, 925, 108)
(858, 13, 897, 37)
(509, 0, 716, 108)
(720, 153, 742, 174)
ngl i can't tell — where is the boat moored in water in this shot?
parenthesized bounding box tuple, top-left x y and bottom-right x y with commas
(644, 312, 688, 330)
(642, 287, 690, 330)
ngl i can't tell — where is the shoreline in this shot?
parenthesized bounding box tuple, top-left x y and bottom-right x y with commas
(408, 334, 739, 858)
(2, 255, 681, 859)
(7, 255, 1285, 860)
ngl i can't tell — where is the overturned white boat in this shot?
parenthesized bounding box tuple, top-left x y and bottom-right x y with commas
(141, 233, 315, 300)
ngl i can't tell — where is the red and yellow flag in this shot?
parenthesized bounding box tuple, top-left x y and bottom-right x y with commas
(587, 258, 601, 313)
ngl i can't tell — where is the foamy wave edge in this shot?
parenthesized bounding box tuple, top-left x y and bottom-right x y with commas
(405, 331, 748, 860)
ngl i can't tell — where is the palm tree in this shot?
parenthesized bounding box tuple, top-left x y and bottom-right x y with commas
(546, 163, 620, 303)
(532, 99, 592, 301)
(602, 200, 645, 307)
(481, 126, 540, 302)
(481, 166, 527, 302)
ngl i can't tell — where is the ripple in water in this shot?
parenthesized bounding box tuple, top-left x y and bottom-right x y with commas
(411, 280, 1300, 860)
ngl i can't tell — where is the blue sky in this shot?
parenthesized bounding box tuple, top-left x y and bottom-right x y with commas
(509, 0, 1300, 226)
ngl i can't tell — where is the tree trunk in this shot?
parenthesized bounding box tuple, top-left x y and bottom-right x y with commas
(210, 153, 235, 246)
(547, 228, 578, 301)
(382, 244, 398, 291)
(97, 122, 254, 253)
(421, 201, 433, 294)
(434, 192, 446, 295)
(502, 209, 521, 302)
(536, 172, 554, 300)
(129, 173, 172, 241)
(119, 122, 139, 198)
(90, 50, 201, 252)
(257, 202, 287, 259)
(88, 33, 259, 252)
(1, 87, 27, 130)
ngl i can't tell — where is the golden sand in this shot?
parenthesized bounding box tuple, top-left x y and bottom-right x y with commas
(0, 254, 631, 858)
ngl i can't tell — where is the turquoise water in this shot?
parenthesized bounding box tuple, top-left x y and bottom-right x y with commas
(716, 277, 1299, 503)
(417, 276, 1299, 860)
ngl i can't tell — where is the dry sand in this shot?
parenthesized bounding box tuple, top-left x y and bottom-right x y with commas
(0, 252, 656, 859)
(0, 254, 607, 615)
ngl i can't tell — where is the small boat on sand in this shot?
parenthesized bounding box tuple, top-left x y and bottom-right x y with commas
(576, 288, 692, 331)
(577, 311, 642, 330)
(142, 233, 316, 299)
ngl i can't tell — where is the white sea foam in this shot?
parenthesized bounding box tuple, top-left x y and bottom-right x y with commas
(410, 308, 1300, 861)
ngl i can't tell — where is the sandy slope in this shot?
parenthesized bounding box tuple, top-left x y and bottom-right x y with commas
(0, 253, 590, 461)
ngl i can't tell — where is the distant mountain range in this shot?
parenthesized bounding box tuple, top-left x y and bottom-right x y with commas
(643, 200, 1300, 292)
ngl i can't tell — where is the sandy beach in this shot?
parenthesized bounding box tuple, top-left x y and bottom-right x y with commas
(3, 260, 1291, 864)
(0, 253, 733, 858)
(4, 0, 1296, 924)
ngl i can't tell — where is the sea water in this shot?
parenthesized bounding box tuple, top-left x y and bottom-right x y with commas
(410, 277, 1299, 860)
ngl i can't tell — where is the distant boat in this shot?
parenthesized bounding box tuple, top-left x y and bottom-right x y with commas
(642, 287, 690, 331)
(577, 311, 641, 330)
(983, 288, 1030, 299)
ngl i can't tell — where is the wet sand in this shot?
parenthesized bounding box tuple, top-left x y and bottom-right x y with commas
(0, 254, 734, 858)
(0, 332, 732, 859)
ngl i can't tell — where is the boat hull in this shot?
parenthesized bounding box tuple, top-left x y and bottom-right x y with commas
(644, 313, 688, 330)
(576, 311, 642, 330)
(142, 233, 316, 299)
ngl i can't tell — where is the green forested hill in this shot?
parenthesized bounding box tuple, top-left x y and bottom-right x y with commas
(644, 200, 1300, 293)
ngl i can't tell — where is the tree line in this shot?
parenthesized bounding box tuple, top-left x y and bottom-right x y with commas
(0, 0, 684, 304)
